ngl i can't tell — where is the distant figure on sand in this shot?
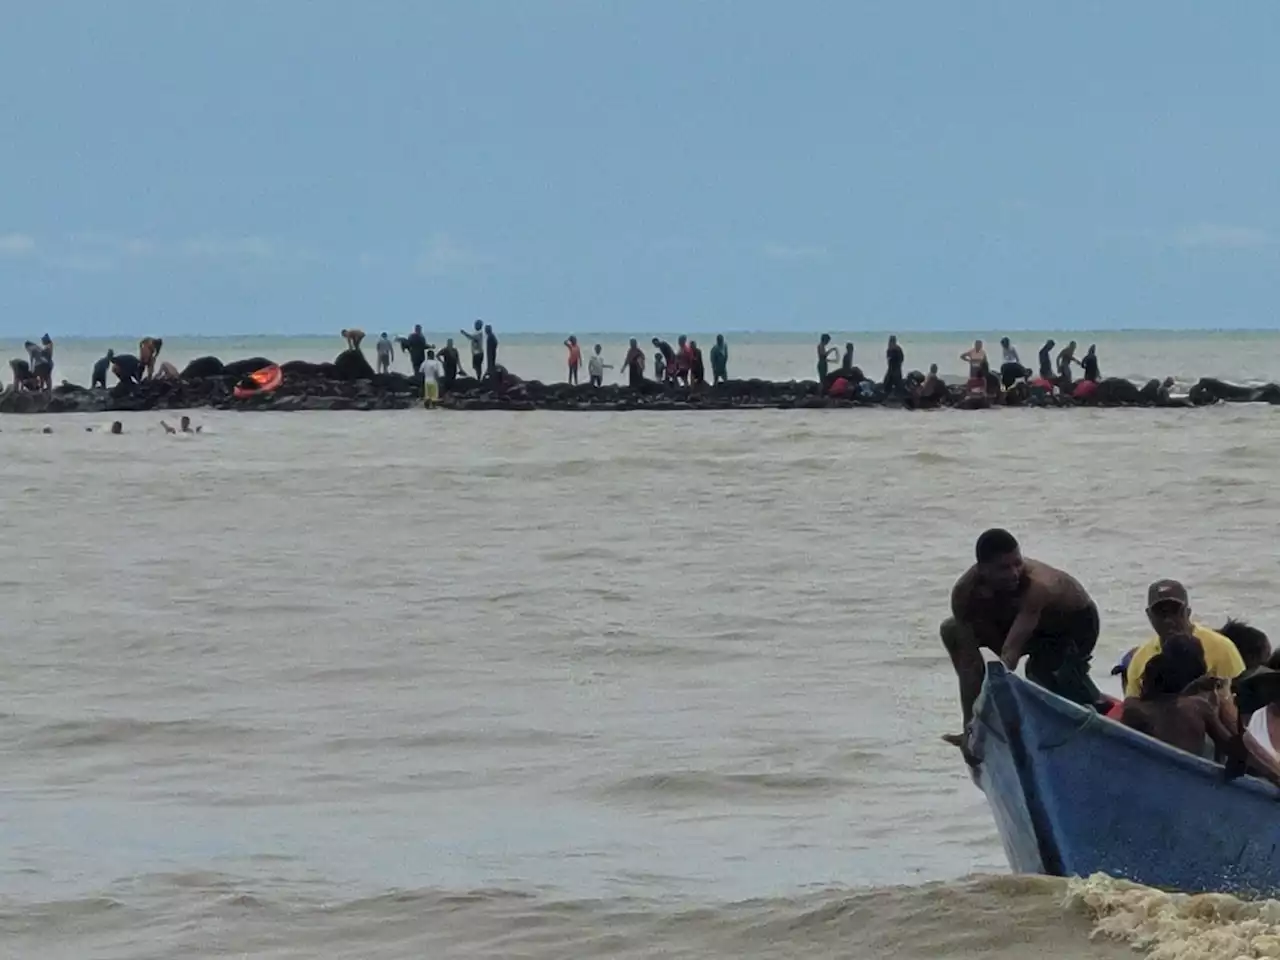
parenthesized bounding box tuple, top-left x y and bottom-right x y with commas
(960, 340, 987, 381)
(111, 353, 142, 385)
(1038, 339, 1056, 380)
(438, 338, 460, 388)
(376, 333, 395, 374)
(565, 336, 581, 385)
(27, 340, 51, 390)
(817, 334, 839, 381)
(1000, 337, 1020, 367)
(941, 529, 1103, 753)
(484, 325, 499, 378)
(710, 335, 729, 384)
(915, 363, 946, 406)
(422, 349, 443, 408)
(341, 329, 366, 352)
(689, 340, 706, 385)
(139, 337, 163, 380)
(1081, 344, 1100, 383)
(588, 344, 610, 387)
(884, 336, 905, 395)
(461, 321, 484, 379)
(399, 325, 429, 376)
(675, 336, 692, 385)
(652, 338, 675, 383)
(999, 337, 1028, 389)
(40, 335, 54, 381)
(9, 357, 35, 391)
(1056, 341, 1079, 386)
(623, 339, 646, 388)
(92, 349, 114, 389)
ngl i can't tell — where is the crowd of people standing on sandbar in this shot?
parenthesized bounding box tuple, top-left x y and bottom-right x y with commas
(9, 327, 1183, 408)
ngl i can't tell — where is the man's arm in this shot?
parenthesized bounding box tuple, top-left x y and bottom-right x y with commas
(945, 578, 986, 729)
(998, 584, 1047, 670)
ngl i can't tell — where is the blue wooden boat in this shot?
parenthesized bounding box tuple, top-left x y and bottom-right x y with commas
(970, 661, 1280, 897)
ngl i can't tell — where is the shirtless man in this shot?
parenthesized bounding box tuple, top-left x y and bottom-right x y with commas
(139, 337, 163, 380)
(341, 328, 366, 352)
(960, 339, 987, 381)
(942, 529, 1103, 747)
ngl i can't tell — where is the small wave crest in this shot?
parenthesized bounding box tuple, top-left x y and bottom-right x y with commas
(600, 769, 853, 804)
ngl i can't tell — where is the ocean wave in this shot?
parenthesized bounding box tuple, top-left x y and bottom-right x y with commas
(17, 717, 260, 751)
(8, 873, 1242, 958)
(1067, 871, 1280, 959)
(599, 770, 854, 803)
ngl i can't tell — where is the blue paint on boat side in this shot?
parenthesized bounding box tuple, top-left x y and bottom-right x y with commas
(971, 662, 1280, 897)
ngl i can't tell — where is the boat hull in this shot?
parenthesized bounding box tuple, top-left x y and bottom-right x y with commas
(971, 662, 1280, 897)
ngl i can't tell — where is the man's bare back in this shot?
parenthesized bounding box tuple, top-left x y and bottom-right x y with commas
(951, 559, 1092, 655)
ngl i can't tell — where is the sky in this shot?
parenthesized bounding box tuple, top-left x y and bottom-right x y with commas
(2, 1, 1280, 336)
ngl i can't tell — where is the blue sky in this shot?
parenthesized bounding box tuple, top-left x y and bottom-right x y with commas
(2, 1, 1278, 336)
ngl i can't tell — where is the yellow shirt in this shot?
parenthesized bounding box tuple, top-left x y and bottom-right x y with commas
(1123, 624, 1245, 698)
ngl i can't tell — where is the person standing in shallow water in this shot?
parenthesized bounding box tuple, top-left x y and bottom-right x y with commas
(941, 529, 1104, 752)
(884, 336, 905, 395)
(710, 335, 729, 384)
(816, 334, 838, 381)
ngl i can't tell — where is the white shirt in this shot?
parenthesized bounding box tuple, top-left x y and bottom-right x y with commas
(588, 354, 605, 378)
(1002, 345, 1020, 365)
(423, 358, 443, 381)
(1248, 708, 1279, 758)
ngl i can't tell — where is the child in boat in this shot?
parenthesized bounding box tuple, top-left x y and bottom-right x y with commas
(1121, 634, 1239, 757)
(1121, 634, 1280, 786)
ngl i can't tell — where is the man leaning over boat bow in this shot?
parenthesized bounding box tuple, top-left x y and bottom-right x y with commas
(941, 529, 1104, 751)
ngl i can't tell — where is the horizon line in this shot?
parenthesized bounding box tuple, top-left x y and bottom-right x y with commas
(5, 326, 1280, 341)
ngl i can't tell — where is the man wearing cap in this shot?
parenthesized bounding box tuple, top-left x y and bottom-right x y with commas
(1123, 580, 1244, 698)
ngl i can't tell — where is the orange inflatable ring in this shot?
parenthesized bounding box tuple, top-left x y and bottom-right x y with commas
(233, 364, 283, 399)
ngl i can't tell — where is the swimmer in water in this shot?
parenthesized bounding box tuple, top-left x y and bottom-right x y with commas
(341, 328, 366, 351)
(160, 416, 200, 434)
(941, 529, 1104, 752)
(138, 337, 163, 380)
(110, 421, 123, 435)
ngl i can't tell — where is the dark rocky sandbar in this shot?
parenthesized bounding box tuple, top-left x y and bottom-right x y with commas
(1, 352, 1276, 414)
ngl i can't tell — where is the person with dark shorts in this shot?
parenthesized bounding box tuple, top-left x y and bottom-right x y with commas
(941, 529, 1103, 751)
(92, 349, 114, 389)
(884, 335, 905, 395)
